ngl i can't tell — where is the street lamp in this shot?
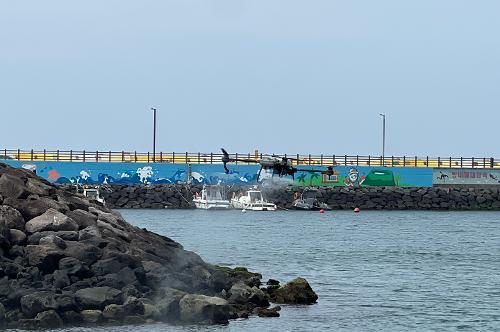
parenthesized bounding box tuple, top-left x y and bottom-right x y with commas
(150, 107, 157, 162)
(379, 113, 386, 165)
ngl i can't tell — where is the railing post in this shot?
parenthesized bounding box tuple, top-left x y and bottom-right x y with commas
(235, 153, 238, 164)
(415, 156, 417, 167)
(472, 157, 474, 169)
(344, 155, 347, 166)
(392, 156, 394, 167)
(172, 152, 175, 163)
(43, 149, 46, 161)
(296, 154, 299, 165)
(449, 157, 452, 168)
(460, 157, 463, 168)
(437, 157, 440, 168)
(3, 149, 6, 160)
(403, 156, 406, 167)
(490, 157, 494, 168)
(57, 150, 60, 161)
(17, 149, 20, 160)
(147, 152, 150, 163)
(380, 155, 383, 167)
(134, 151, 137, 162)
(320, 154, 323, 166)
(333, 155, 335, 165)
(356, 155, 359, 166)
(96, 151, 98, 162)
(108, 151, 111, 162)
(82, 150, 85, 162)
(198, 152, 201, 164)
(426, 156, 429, 167)
(483, 158, 486, 168)
(70, 150, 73, 162)
(368, 155, 371, 166)
(30, 149, 33, 160)
(210, 153, 213, 164)
(185, 152, 188, 164)
(121, 151, 124, 162)
(248, 153, 251, 165)
(160, 152, 163, 163)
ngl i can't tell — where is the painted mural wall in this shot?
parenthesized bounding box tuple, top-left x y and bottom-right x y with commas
(433, 169, 500, 185)
(2, 160, 434, 187)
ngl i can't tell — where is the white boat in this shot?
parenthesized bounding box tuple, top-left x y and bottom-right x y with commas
(193, 185, 230, 210)
(231, 190, 277, 211)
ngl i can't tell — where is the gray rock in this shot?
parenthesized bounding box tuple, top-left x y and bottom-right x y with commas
(25, 244, 65, 273)
(270, 277, 318, 304)
(8, 229, 26, 245)
(35, 309, 63, 328)
(0, 173, 26, 199)
(59, 257, 91, 278)
(228, 281, 269, 307)
(79, 225, 101, 241)
(20, 291, 58, 318)
(39, 234, 67, 249)
(53, 270, 71, 288)
(66, 209, 98, 230)
(179, 294, 229, 324)
(0, 205, 25, 230)
(80, 309, 102, 323)
(75, 287, 122, 310)
(25, 208, 78, 233)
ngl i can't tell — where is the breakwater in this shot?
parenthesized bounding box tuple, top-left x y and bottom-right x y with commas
(99, 185, 500, 210)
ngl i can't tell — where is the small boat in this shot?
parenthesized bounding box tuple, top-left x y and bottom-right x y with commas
(231, 189, 277, 211)
(292, 188, 329, 210)
(193, 185, 230, 210)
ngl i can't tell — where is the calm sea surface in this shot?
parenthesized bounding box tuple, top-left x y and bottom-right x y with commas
(56, 210, 500, 332)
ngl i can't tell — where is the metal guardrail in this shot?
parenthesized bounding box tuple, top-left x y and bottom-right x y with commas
(1, 148, 499, 169)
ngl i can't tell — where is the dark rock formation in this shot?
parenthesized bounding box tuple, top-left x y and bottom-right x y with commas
(267, 278, 318, 305)
(0, 163, 317, 328)
(97, 184, 500, 210)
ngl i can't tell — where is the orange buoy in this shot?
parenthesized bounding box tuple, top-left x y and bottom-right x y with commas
(354, 207, 360, 213)
(319, 209, 325, 213)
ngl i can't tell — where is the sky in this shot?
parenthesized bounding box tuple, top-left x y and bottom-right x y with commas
(1, 1, 499, 158)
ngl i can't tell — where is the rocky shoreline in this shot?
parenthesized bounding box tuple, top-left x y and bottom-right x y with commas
(98, 184, 500, 210)
(0, 163, 318, 329)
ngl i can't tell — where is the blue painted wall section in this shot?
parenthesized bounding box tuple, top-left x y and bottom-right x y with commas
(2, 160, 433, 187)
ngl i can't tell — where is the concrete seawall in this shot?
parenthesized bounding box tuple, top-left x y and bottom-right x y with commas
(98, 185, 500, 210)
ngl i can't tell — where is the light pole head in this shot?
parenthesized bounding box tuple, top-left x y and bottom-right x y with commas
(151, 107, 157, 111)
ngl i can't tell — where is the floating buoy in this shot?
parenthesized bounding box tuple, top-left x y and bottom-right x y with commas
(319, 209, 325, 214)
(242, 209, 247, 213)
(354, 207, 360, 213)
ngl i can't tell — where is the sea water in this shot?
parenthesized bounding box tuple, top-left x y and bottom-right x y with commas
(55, 210, 500, 331)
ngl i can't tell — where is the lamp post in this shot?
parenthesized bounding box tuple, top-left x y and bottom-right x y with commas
(150, 107, 157, 162)
(379, 113, 386, 165)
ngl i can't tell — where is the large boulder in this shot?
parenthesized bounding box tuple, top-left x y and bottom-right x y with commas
(228, 281, 269, 307)
(0, 205, 25, 230)
(25, 209, 78, 233)
(269, 278, 318, 304)
(20, 291, 58, 318)
(35, 310, 63, 328)
(0, 174, 26, 199)
(75, 287, 122, 310)
(25, 244, 65, 273)
(179, 294, 229, 324)
(66, 209, 97, 230)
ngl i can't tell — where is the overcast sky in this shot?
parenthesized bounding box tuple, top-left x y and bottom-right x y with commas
(1, 1, 499, 157)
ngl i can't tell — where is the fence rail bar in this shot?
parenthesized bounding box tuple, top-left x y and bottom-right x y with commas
(1, 149, 500, 169)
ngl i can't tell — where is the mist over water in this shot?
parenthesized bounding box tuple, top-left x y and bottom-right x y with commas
(58, 210, 500, 331)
